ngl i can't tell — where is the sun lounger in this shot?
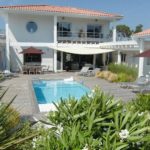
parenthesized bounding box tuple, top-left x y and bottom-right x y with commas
(120, 76, 149, 89)
(85, 68, 101, 77)
(141, 84, 150, 93)
(77, 66, 90, 76)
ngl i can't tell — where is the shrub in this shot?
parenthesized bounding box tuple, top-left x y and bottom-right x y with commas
(35, 89, 150, 150)
(107, 73, 118, 82)
(117, 73, 135, 82)
(129, 94, 150, 112)
(108, 63, 138, 82)
(96, 71, 118, 82)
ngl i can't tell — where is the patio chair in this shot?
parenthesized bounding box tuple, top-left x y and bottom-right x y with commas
(77, 66, 90, 76)
(42, 66, 50, 73)
(22, 65, 28, 74)
(36, 66, 42, 74)
(29, 67, 36, 74)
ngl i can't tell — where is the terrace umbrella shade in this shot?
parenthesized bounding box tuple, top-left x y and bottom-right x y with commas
(136, 49, 150, 57)
(20, 47, 44, 54)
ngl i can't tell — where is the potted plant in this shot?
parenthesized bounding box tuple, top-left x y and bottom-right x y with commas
(78, 29, 85, 38)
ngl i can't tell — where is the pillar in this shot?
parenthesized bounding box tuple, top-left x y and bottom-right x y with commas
(53, 50, 57, 72)
(60, 52, 63, 71)
(93, 54, 96, 69)
(5, 15, 10, 71)
(117, 51, 121, 64)
(138, 39, 144, 77)
(113, 22, 117, 42)
(102, 53, 106, 67)
(53, 16, 57, 72)
(54, 16, 57, 44)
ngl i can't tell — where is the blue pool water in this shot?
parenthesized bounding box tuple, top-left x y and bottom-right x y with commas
(33, 80, 90, 104)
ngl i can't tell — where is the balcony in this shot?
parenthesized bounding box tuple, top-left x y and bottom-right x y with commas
(57, 31, 107, 44)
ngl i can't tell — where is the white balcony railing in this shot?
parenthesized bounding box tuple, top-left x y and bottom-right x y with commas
(57, 31, 107, 44)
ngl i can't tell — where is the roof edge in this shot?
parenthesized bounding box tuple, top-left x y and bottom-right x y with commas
(0, 4, 123, 19)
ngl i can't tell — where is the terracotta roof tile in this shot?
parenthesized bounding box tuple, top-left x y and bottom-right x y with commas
(0, 5, 122, 18)
(134, 28, 150, 37)
(20, 47, 44, 54)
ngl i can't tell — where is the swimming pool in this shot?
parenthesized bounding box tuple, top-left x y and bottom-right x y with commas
(33, 80, 90, 104)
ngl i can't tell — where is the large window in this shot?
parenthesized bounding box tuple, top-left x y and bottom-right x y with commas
(87, 25, 102, 38)
(57, 22, 71, 37)
(24, 54, 41, 63)
(147, 58, 150, 65)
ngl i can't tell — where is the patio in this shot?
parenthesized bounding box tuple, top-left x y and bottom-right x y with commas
(0, 72, 136, 116)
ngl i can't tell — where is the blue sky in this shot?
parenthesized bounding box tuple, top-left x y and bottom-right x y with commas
(0, 0, 150, 30)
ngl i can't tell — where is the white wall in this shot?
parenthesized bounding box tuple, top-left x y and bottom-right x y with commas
(10, 47, 23, 72)
(8, 13, 54, 43)
(113, 50, 150, 76)
(8, 14, 110, 43)
(7, 13, 110, 72)
(41, 48, 54, 71)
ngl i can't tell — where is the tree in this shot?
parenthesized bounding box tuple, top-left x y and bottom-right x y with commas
(116, 24, 132, 37)
(134, 24, 143, 33)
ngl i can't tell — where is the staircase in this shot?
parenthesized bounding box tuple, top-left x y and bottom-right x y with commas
(8, 28, 23, 72)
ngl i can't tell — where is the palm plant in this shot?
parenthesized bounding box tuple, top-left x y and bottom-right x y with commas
(0, 90, 38, 150)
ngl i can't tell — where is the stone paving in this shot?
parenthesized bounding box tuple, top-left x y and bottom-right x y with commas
(0, 72, 136, 117)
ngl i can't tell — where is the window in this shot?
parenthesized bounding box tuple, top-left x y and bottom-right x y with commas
(26, 21, 38, 33)
(147, 58, 150, 65)
(87, 25, 102, 38)
(57, 22, 71, 37)
(24, 54, 41, 63)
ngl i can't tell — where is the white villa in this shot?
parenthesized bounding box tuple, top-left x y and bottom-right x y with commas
(0, 5, 149, 76)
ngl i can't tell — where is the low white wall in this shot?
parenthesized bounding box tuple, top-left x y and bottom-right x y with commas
(0, 47, 5, 70)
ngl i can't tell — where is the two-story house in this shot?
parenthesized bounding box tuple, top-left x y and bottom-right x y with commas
(0, 5, 123, 72)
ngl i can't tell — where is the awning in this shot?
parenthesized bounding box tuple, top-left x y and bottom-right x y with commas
(20, 47, 44, 54)
(136, 49, 150, 57)
(52, 46, 115, 55)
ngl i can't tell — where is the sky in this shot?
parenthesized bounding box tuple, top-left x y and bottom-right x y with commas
(0, 0, 150, 30)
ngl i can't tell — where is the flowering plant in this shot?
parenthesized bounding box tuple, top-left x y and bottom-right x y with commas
(34, 88, 150, 150)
